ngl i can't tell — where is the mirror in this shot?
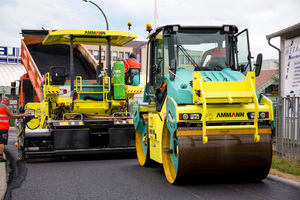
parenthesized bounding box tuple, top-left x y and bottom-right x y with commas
(170, 59, 176, 80)
(254, 53, 263, 77)
(10, 88, 16, 96)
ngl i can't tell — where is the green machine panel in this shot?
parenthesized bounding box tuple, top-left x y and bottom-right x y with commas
(113, 61, 125, 99)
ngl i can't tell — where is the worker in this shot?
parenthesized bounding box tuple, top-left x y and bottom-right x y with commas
(124, 53, 141, 72)
(0, 97, 28, 162)
(124, 53, 141, 85)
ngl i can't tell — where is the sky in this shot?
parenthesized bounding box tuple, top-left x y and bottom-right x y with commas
(0, 0, 299, 60)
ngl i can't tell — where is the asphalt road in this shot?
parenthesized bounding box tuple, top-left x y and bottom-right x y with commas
(4, 129, 300, 200)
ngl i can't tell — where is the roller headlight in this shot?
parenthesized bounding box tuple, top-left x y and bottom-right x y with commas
(190, 113, 200, 120)
(247, 112, 269, 119)
(182, 113, 189, 120)
(179, 113, 202, 120)
(259, 112, 266, 119)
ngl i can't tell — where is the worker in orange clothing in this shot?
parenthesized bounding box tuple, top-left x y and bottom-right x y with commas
(124, 53, 141, 72)
(124, 53, 141, 84)
(0, 97, 28, 162)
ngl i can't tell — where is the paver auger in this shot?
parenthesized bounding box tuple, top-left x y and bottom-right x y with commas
(133, 24, 274, 184)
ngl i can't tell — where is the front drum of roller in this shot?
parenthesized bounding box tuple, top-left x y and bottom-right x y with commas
(163, 132, 272, 184)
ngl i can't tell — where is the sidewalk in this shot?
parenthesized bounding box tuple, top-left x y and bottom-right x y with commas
(0, 153, 7, 200)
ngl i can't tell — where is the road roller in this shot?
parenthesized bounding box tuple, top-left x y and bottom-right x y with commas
(132, 24, 275, 184)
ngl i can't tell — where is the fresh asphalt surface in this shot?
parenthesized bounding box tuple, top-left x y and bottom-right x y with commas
(4, 129, 300, 200)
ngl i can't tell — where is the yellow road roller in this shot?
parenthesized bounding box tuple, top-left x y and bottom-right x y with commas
(133, 24, 274, 184)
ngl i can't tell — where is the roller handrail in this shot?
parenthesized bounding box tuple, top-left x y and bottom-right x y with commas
(194, 72, 260, 143)
(63, 113, 83, 121)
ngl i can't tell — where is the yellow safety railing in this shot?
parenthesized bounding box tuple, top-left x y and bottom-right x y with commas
(197, 74, 208, 144)
(193, 71, 260, 144)
(43, 73, 50, 98)
(75, 75, 111, 108)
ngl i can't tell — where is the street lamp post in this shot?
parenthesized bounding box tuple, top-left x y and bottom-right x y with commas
(82, 0, 111, 76)
(82, 0, 109, 30)
(83, 0, 112, 106)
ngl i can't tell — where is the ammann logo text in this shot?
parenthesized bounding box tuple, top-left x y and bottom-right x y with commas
(84, 31, 105, 35)
(216, 112, 244, 118)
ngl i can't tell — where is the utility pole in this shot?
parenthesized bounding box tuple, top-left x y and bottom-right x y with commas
(154, 0, 158, 30)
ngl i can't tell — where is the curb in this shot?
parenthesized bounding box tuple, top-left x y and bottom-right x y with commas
(267, 174, 300, 189)
(0, 153, 7, 200)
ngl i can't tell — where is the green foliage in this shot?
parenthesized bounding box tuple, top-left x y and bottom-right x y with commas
(272, 155, 300, 176)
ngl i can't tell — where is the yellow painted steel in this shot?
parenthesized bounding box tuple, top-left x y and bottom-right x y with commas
(177, 127, 272, 136)
(25, 102, 48, 129)
(148, 113, 163, 163)
(136, 130, 148, 166)
(24, 68, 143, 131)
(15, 128, 24, 147)
(42, 29, 138, 46)
(177, 103, 272, 121)
(162, 123, 177, 184)
(192, 71, 260, 143)
(141, 74, 273, 184)
(125, 85, 143, 99)
(249, 74, 260, 142)
(75, 75, 110, 108)
(139, 106, 148, 113)
(259, 95, 274, 121)
(193, 72, 257, 104)
(147, 101, 167, 164)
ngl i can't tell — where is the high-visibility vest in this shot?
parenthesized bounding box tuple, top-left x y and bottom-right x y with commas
(124, 58, 141, 71)
(211, 48, 226, 57)
(0, 102, 10, 130)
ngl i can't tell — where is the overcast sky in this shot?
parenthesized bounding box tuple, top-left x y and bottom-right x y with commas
(0, 0, 299, 59)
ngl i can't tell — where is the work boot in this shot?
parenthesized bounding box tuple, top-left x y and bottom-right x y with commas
(0, 156, 7, 162)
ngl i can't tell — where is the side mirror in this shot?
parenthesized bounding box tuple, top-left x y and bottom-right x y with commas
(11, 81, 16, 96)
(11, 88, 16, 96)
(254, 53, 263, 77)
(170, 59, 176, 80)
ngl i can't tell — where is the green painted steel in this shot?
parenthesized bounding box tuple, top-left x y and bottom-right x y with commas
(113, 61, 125, 99)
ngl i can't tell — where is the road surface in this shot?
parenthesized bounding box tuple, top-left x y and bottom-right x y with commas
(4, 129, 300, 200)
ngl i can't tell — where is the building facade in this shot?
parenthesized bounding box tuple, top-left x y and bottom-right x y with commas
(267, 22, 300, 160)
(0, 46, 25, 99)
(84, 40, 147, 74)
(0, 46, 26, 125)
(255, 59, 279, 101)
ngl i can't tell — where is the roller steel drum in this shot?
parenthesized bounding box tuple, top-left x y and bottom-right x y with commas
(162, 128, 272, 184)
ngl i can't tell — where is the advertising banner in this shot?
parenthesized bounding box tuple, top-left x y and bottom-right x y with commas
(0, 46, 21, 63)
(284, 37, 300, 97)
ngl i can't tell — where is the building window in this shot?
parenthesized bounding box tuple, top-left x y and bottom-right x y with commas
(191, 56, 195, 62)
(185, 56, 189, 64)
(195, 56, 200, 65)
(113, 51, 118, 61)
(125, 52, 130, 60)
(93, 50, 99, 60)
(101, 51, 105, 60)
(88, 50, 93, 55)
(119, 52, 124, 60)
(133, 48, 141, 63)
(179, 55, 184, 64)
